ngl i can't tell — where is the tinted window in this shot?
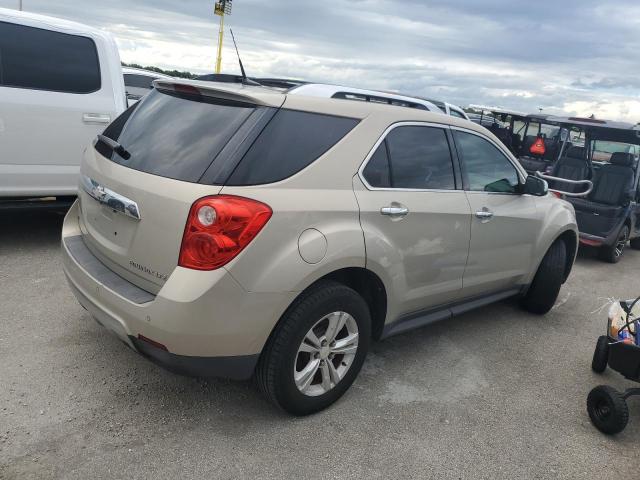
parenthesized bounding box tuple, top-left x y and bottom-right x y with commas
(384, 126, 456, 190)
(450, 109, 465, 119)
(228, 110, 358, 185)
(100, 89, 255, 182)
(362, 142, 391, 188)
(124, 73, 156, 89)
(454, 131, 519, 193)
(0, 22, 100, 93)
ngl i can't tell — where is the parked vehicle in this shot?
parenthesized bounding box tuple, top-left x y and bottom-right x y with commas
(123, 66, 172, 106)
(468, 112, 505, 128)
(62, 79, 578, 414)
(0, 8, 127, 204)
(468, 105, 529, 155)
(537, 117, 640, 263)
(418, 97, 470, 120)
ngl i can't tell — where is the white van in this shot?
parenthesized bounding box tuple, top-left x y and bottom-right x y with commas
(0, 8, 126, 201)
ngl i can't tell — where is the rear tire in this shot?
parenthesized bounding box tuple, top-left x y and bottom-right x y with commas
(591, 336, 609, 373)
(599, 225, 629, 264)
(587, 385, 629, 435)
(521, 240, 566, 314)
(256, 281, 371, 416)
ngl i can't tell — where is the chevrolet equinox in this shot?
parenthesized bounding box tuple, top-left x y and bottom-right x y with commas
(62, 80, 578, 415)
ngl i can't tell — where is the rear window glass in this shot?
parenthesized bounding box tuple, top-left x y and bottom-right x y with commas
(99, 89, 255, 182)
(124, 73, 156, 89)
(227, 109, 359, 185)
(0, 21, 100, 93)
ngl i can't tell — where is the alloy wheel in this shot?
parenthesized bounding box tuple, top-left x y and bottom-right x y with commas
(294, 311, 359, 397)
(615, 228, 629, 258)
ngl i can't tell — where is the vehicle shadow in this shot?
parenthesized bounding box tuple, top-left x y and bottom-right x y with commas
(0, 209, 67, 250)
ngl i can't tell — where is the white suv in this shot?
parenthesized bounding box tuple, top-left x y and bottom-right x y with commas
(0, 8, 126, 201)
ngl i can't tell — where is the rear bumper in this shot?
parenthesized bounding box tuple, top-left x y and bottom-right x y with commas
(61, 201, 294, 380)
(578, 227, 622, 247)
(130, 336, 258, 379)
(579, 232, 606, 247)
(67, 275, 258, 379)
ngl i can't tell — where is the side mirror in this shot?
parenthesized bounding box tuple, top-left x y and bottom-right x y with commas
(521, 175, 548, 196)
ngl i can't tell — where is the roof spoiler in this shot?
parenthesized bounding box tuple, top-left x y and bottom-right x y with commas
(153, 80, 284, 108)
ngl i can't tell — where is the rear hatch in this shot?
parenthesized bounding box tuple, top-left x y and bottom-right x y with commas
(77, 81, 284, 293)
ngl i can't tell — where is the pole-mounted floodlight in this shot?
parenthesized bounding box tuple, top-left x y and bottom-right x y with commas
(214, 0, 233, 73)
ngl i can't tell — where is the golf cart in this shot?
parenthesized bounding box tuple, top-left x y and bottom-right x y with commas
(511, 114, 578, 174)
(537, 117, 640, 263)
(467, 105, 528, 154)
(468, 106, 590, 174)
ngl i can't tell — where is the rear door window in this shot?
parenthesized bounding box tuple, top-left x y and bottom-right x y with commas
(362, 142, 391, 188)
(99, 89, 255, 182)
(386, 126, 456, 190)
(227, 110, 359, 185)
(0, 21, 100, 93)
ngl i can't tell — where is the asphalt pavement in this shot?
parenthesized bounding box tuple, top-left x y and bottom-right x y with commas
(1, 209, 639, 479)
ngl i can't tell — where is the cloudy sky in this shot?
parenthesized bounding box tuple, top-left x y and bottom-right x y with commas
(3, 0, 640, 121)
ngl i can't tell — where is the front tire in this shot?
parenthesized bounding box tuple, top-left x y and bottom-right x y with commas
(256, 281, 371, 415)
(521, 240, 566, 314)
(599, 225, 629, 264)
(587, 385, 629, 434)
(591, 336, 609, 373)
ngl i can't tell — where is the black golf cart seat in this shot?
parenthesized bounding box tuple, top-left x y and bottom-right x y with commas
(550, 146, 591, 193)
(518, 135, 549, 172)
(569, 152, 636, 234)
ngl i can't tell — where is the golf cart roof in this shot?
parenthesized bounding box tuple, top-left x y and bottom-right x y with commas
(468, 104, 527, 117)
(546, 116, 640, 145)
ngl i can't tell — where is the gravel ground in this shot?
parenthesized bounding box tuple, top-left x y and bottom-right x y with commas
(1, 209, 639, 480)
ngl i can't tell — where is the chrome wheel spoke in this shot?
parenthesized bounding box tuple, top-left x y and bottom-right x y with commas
(298, 341, 319, 354)
(320, 362, 333, 391)
(331, 333, 359, 355)
(304, 329, 321, 349)
(295, 358, 320, 392)
(325, 312, 347, 343)
(327, 360, 341, 385)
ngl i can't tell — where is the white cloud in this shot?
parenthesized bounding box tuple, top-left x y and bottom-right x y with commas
(2, 0, 640, 121)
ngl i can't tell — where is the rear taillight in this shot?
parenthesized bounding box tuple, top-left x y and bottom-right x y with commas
(178, 195, 272, 270)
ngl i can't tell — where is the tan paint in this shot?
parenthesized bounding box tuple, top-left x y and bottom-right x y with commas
(62, 82, 579, 360)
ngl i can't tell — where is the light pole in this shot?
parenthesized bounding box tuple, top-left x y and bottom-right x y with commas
(214, 0, 233, 73)
(19, 0, 23, 11)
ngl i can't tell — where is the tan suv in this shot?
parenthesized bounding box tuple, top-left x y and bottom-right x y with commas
(61, 80, 578, 415)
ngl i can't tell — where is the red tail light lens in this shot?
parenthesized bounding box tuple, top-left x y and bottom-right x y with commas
(179, 195, 272, 270)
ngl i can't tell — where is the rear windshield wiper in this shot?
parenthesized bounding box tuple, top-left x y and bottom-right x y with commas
(97, 134, 131, 160)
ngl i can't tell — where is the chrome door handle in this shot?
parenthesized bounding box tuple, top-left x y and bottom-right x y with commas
(380, 205, 409, 217)
(475, 209, 494, 219)
(83, 113, 111, 124)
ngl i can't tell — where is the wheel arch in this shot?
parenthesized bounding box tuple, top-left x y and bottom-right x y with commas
(556, 229, 578, 282)
(270, 267, 388, 343)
